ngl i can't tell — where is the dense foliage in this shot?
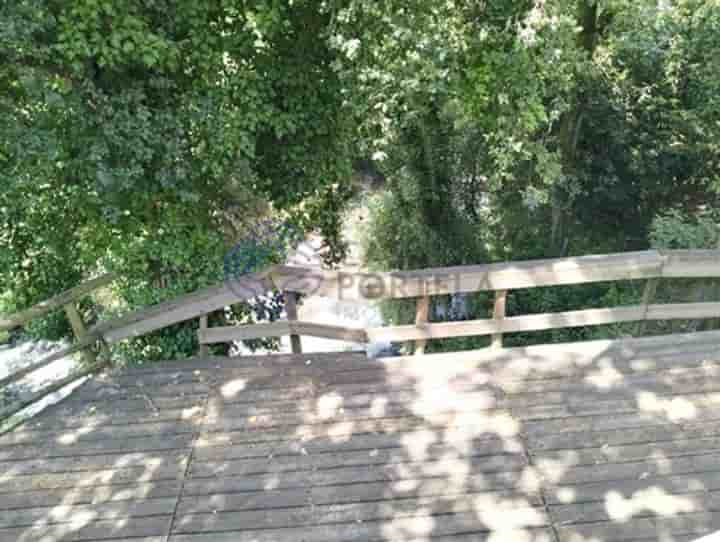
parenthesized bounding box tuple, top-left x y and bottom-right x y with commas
(2, 0, 720, 357)
(1, 0, 359, 357)
(356, 0, 720, 350)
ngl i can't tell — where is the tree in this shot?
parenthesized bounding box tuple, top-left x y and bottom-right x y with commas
(0, 0, 360, 352)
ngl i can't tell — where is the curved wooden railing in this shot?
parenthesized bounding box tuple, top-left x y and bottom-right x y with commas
(201, 249, 720, 353)
(2, 249, 720, 427)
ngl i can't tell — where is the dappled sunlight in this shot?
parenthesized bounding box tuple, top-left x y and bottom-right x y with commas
(584, 359, 625, 390)
(370, 395, 389, 417)
(605, 487, 697, 522)
(381, 512, 435, 540)
(56, 422, 100, 445)
(556, 486, 577, 504)
(316, 391, 344, 420)
(535, 450, 580, 484)
(400, 429, 436, 462)
(636, 390, 699, 422)
(6, 334, 720, 541)
(473, 493, 546, 530)
(219, 378, 247, 398)
(325, 420, 357, 442)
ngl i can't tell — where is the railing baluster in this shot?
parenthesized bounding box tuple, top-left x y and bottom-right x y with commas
(492, 289, 508, 348)
(414, 295, 430, 354)
(64, 303, 96, 364)
(285, 291, 302, 354)
(637, 278, 659, 336)
(198, 314, 209, 357)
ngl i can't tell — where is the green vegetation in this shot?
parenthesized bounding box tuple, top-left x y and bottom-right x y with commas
(358, 0, 720, 350)
(2, 1, 720, 357)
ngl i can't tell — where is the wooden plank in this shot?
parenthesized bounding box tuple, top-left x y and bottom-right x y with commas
(0, 433, 193, 462)
(528, 420, 720, 453)
(556, 511, 718, 542)
(271, 250, 665, 300)
(636, 277, 659, 335)
(189, 450, 524, 479)
(0, 273, 115, 332)
(59, 391, 207, 412)
(291, 322, 367, 343)
(196, 409, 519, 449)
(94, 271, 273, 344)
(198, 315, 209, 356)
(545, 470, 720, 507)
(178, 485, 540, 515)
(199, 321, 367, 344)
(284, 291, 302, 354)
(172, 496, 546, 533)
(121, 351, 368, 375)
(177, 488, 310, 515)
(491, 289, 507, 348)
(366, 305, 647, 342)
(414, 295, 430, 354)
(0, 515, 172, 542)
(0, 461, 187, 493)
(0, 480, 182, 510)
(64, 302, 97, 364)
(534, 435, 720, 470)
(0, 450, 188, 477)
(550, 489, 720, 525)
(662, 249, 720, 278)
(181, 467, 526, 498)
(0, 498, 177, 530)
(366, 302, 720, 342)
(0, 419, 198, 447)
(194, 432, 509, 463)
(535, 452, 720, 488)
(170, 515, 551, 542)
(199, 322, 291, 344)
(647, 302, 720, 320)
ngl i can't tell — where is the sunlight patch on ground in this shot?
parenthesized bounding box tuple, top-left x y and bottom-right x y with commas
(473, 493, 546, 530)
(315, 391, 344, 420)
(219, 378, 246, 398)
(56, 423, 99, 445)
(604, 487, 697, 522)
(584, 359, 625, 390)
(636, 390, 698, 421)
(535, 451, 579, 484)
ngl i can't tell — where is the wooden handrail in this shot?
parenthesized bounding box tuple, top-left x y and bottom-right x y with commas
(209, 249, 720, 351)
(92, 270, 274, 344)
(0, 273, 116, 332)
(199, 321, 367, 345)
(365, 302, 720, 343)
(270, 251, 666, 300)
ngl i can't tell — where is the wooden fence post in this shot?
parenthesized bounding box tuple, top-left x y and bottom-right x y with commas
(414, 295, 430, 354)
(63, 303, 96, 364)
(285, 291, 302, 354)
(637, 278, 659, 336)
(491, 290, 508, 348)
(198, 315, 209, 357)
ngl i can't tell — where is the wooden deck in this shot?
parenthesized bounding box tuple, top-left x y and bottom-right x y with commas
(3, 331, 720, 542)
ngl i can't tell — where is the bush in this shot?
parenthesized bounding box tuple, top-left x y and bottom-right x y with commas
(650, 209, 720, 249)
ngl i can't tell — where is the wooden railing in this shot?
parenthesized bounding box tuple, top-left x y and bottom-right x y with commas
(199, 249, 720, 353)
(0, 270, 274, 426)
(0, 273, 116, 423)
(3, 249, 720, 427)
